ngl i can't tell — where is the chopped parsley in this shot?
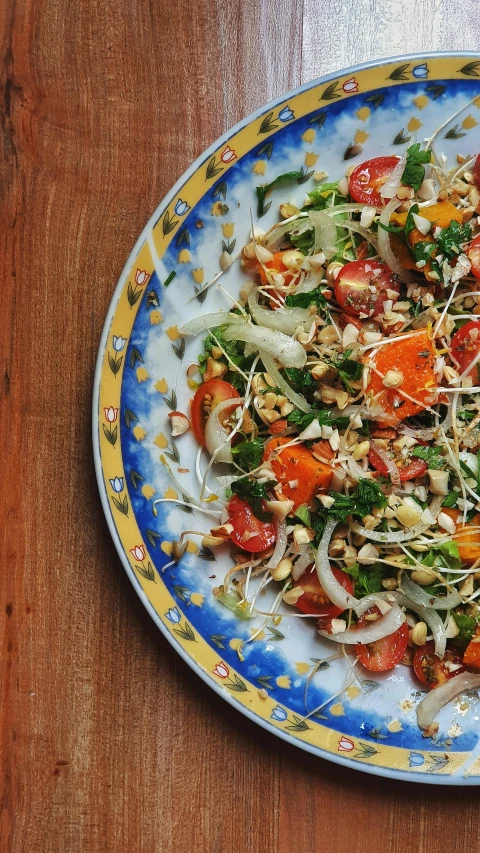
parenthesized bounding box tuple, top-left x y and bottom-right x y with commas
(343, 562, 387, 597)
(412, 445, 445, 470)
(404, 203, 419, 239)
(285, 287, 328, 310)
(286, 408, 349, 432)
(452, 612, 478, 644)
(256, 170, 304, 217)
(295, 504, 312, 527)
(307, 182, 347, 210)
(231, 478, 276, 522)
(284, 367, 315, 391)
(334, 349, 364, 394)
(401, 144, 432, 191)
(442, 490, 460, 508)
(231, 438, 265, 471)
(289, 227, 314, 254)
(422, 541, 461, 572)
(436, 220, 472, 259)
(323, 479, 388, 522)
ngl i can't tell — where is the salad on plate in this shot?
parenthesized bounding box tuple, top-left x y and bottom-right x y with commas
(162, 129, 480, 736)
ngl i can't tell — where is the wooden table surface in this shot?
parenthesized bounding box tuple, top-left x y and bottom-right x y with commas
(2, 1, 479, 850)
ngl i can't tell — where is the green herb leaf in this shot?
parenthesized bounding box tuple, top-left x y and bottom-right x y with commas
(354, 563, 387, 597)
(412, 445, 445, 470)
(436, 219, 472, 259)
(295, 504, 311, 527)
(404, 203, 419, 240)
(231, 478, 276, 522)
(231, 439, 265, 471)
(307, 182, 346, 210)
(401, 143, 432, 191)
(286, 408, 349, 432)
(453, 612, 478, 643)
(256, 171, 304, 217)
(422, 540, 461, 571)
(285, 287, 328, 309)
(442, 490, 460, 508)
(284, 367, 315, 391)
(326, 479, 387, 522)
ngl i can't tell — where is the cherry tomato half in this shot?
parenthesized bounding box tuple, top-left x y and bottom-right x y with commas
(293, 564, 353, 617)
(468, 234, 480, 279)
(413, 641, 465, 688)
(191, 379, 240, 446)
(474, 154, 480, 188)
(450, 320, 480, 379)
(356, 611, 409, 672)
(368, 444, 428, 482)
(227, 496, 276, 553)
(349, 156, 400, 207)
(463, 633, 480, 672)
(334, 260, 400, 317)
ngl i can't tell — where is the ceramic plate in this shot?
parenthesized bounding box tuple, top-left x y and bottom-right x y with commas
(93, 53, 480, 784)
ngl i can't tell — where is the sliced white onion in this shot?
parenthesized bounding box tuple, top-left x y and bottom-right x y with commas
(401, 573, 462, 611)
(308, 210, 338, 258)
(295, 270, 323, 294)
(417, 672, 480, 730)
(223, 322, 307, 368)
(259, 349, 312, 414)
(352, 495, 443, 543)
(315, 518, 358, 611)
(292, 552, 313, 582)
(318, 602, 405, 644)
(394, 591, 446, 658)
(180, 312, 246, 336)
(379, 154, 405, 198)
(378, 198, 415, 282)
(248, 289, 311, 336)
(369, 443, 400, 485)
(204, 398, 243, 463)
(339, 220, 379, 253)
(266, 519, 288, 569)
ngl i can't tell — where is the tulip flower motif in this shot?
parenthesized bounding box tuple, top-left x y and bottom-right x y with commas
(112, 335, 127, 352)
(413, 63, 428, 79)
(174, 198, 190, 217)
(130, 544, 146, 562)
(165, 607, 181, 624)
(213, 661, 229, 679)
(135, 269, 150, 287)
(337, 735, 355, 752)
(109, 477, 124, 493)
(408, 751, 425, 767)
(271, 705, 288, 722)
(278, 105, 295, 122)
(343, 77, 358, 94)
(104, 406, 118, 423)
(220, 146, 237, 164)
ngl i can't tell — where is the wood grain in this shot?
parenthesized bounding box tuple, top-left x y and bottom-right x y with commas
(0, 1, 479, 851)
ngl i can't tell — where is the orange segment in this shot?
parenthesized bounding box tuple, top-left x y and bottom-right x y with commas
(263, 436, 333, 511)
(365, 330, 437, 421)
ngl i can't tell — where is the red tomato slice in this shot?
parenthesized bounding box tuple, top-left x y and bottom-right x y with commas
(293, 564, 353, 617)
(413, 641, 465, 688)
(334, 260, 400, 317)
(474, 154, 480, 188)
(463, 633, 480, 672)
(368, 444, 427, 482)
(227, 496, 276, 553)
(450, 320, 480, 379)
(468, 234, 480, 279)
(356, 611, 409, 672)
(191, 379, 240, 446)
(349, 156, 400, 207)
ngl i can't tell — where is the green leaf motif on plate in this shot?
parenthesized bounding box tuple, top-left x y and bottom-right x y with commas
(164, 443, 180, 464)
(206, 157, 223, 180)
(210, 634, 227, 650)
(257, 140, 274, 159)
(111, 494, 128, 516)
(426, 753, 450, 772)
(354, 742, 379, 760)
(393, 128, 412, 145)
(308, 111, 327, 130)
(365, 93, 385, 110)
(176, 227, 190, 247)
(198, 545, 215, 560)
(129, 469, 145, 490)
(425, 84, 446, 100)
(164, 390, 177, 411)
(172, 338, 185, 360)
(146, 528, 162, 548)
(388, 63, 410, 81)
(224, 673, 249, 692)
(108, 352, 123, 376)
(173, 584, 191, 602)
(124, 408, 139, 429)
(286, 714, 311, 733)
(129, 347, 144, 368)
(127, 281, 143, 308)
(212, 180, 227, 199)
(102, 423, 117, 446)
(444, 124, 467, 140)
(320, 80, 341, 100)
(258, 111, 279, 134)
(162, 210, 179, 235)
(174, 620, 196, 642)
(256, 675, 273, 690)
(266, 627, 285, 641)
(136, 561, 156, 582)
(459, 61, 480, 77)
